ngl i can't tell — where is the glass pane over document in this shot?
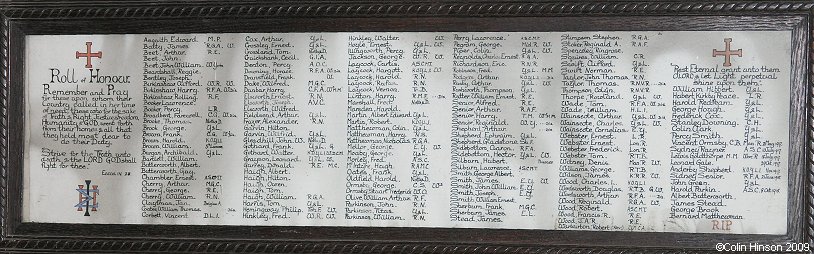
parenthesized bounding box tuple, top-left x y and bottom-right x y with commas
(24, 31, 790, 234)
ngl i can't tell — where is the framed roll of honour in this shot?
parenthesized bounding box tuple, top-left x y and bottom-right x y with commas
(1, 0, 812, 253)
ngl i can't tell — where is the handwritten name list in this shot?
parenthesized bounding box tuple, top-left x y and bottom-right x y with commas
(25, 31, 790, 234)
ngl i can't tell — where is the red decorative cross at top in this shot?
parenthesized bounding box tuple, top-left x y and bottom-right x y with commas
(712, 38, 742, 67)
(75, 42, 102, 68)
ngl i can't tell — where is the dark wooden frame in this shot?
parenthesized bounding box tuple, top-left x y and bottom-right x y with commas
(1, 0, 812, 253)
